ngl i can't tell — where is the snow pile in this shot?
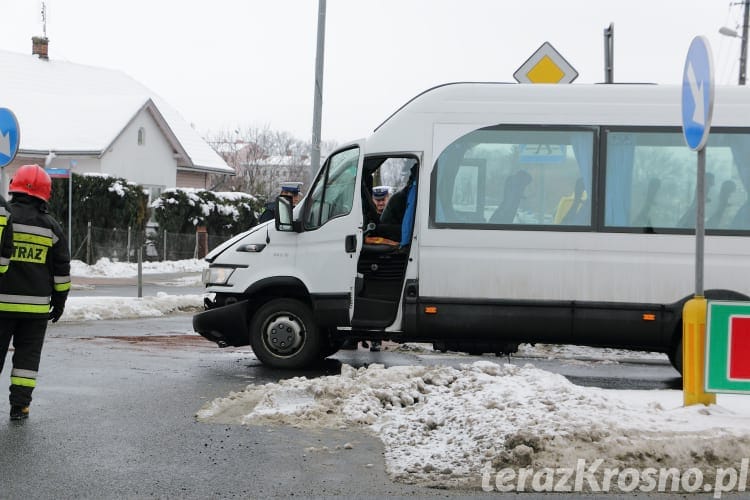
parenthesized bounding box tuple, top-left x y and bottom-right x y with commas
(515, 342, 667, 362)
(62, 292, 205, 321)
(409, 342, 668, 363)
(70, 258, 206, 278)
(197, 361, 750, 489)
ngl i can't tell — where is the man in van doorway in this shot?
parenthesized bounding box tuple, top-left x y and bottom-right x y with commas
(372, 186, 390, 217)
(361, 187, 388, 352)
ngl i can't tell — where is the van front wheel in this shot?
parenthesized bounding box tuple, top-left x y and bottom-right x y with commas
(250, 299, 321, 369)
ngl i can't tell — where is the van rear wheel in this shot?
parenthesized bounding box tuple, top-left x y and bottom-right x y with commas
(250, 298, 321, 369)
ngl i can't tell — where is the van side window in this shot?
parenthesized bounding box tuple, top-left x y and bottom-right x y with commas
(304, 147, 359, 230)
(603, 131, 750, 230)
(433, 127, 594, 227)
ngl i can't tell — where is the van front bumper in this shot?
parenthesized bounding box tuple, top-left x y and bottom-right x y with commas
(192, 299, 249, 347)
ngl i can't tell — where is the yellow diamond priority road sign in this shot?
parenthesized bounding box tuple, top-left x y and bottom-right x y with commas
(514, 42, 579, 84)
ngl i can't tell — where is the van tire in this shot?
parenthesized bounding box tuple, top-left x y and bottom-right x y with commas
(249, 298, 321, 369)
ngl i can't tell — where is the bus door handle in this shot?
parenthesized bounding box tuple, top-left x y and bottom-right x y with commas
(345, 234, 357, 253)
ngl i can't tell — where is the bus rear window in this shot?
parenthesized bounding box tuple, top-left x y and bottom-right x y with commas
(603, 130, 750, 231)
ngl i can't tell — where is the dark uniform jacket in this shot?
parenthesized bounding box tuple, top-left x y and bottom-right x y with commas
(0, 196, 13, 276)
(258, 201, 275, 224)
(0, 194, 71, 318)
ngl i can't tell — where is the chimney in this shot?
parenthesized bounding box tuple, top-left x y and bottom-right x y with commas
(32, 36, 49, 60)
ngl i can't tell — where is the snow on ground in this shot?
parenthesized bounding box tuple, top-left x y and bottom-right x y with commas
(70, 257, 207, 277)
(400, 342, 668, 363)
(65, 258, 207, 321)
(198, 361, 750, 492)
(64, 292, 205, 321)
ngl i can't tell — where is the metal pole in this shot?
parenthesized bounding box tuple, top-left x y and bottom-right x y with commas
(87, 221, 92, 264)
(310, 0, 326, 183)
(740, 0, 749, 85)
(137, 245, 143, 298)
(695, 148, 706, 297)
(68, 172, 72, 255)
(603, 23, 614, 84)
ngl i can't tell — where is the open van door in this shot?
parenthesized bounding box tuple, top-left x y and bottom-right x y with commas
(294, 145, 364, 319)
(349, 155, 420, 330)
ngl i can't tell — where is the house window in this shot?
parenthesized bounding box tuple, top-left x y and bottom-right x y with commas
(137, 127, 146, 146)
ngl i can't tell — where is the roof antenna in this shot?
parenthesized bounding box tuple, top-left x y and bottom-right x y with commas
(41, 1, 47, 38)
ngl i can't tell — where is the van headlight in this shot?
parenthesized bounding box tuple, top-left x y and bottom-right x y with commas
(203, 266, 236, 286)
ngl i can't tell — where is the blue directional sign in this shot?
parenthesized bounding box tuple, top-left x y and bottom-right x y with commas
(45, 168, 70, 179)
(682, 36, 714, 151)
(0, 108, 20, 168)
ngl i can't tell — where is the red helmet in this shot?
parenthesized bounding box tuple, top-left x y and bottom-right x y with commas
(9, 164, 52, 202)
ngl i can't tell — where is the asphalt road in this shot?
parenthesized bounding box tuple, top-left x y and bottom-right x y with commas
(2, 315, 454, 499)
(0, 310, 685, 499)
(0, 276, 691, 498)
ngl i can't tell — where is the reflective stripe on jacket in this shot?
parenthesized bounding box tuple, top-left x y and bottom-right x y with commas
(0, 202, 13, 275)
(0, 195, 70, 318)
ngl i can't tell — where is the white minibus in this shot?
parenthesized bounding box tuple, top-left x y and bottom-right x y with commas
(194, 82, 750, 372)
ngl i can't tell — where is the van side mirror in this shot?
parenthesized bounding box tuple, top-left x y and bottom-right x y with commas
(275, 195, 295, 232)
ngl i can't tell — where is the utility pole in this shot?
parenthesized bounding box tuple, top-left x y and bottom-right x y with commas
(310, 0, 326, 184)
(740, 0, 749, 85)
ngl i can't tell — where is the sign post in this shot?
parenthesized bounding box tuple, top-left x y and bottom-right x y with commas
(0, 108, 20, 197)
(681, 36, 716, 406)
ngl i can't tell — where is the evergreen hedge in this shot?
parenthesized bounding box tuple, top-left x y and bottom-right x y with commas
(48, 173, 149, 252)
(150, 188, 261, 237)
(47, 175, 262, 258)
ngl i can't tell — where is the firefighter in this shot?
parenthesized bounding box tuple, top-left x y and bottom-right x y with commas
(0, 164, 70, 421)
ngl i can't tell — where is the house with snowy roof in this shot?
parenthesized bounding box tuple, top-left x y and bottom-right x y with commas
(0, 38, 233, 203)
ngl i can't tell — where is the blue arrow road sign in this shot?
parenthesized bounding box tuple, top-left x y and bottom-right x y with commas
(682, 36, 714, 151)
(0, 108, 20, 168)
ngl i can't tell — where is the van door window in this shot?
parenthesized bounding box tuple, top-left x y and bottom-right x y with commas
(304, 147, 359, 230)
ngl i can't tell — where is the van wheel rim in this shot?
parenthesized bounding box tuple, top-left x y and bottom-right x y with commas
(262, 313, 304, 357)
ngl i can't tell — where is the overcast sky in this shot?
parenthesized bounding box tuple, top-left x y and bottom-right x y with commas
(0, 1, 746, 144)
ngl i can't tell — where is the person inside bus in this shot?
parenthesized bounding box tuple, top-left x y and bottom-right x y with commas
(489, 170, 532, 224)
(679, 172, 714, 228)
(258, 181, 303, 223)
(707, 180, 736, 228)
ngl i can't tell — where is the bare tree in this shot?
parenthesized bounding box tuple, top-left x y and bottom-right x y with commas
(205, 126, 337, 201)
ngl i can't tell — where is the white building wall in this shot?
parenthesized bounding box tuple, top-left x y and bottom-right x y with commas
(100, 108, 177, 189)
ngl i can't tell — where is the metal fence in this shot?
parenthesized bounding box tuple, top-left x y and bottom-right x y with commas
(71, 223, 233, 264)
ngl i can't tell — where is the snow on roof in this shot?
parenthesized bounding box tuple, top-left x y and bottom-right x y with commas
(0, 49, 232, 173)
